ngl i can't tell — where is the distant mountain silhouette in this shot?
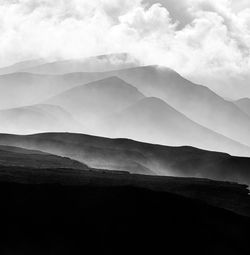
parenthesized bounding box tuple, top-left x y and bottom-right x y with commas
(0, 59, 46, 75)
(0, 72, 106, 109)
(46, 77, 145, 130)
(103, 65, 250, 147)
(0, 104, 84, 134)
(100, 97, 250, 156)
(234, 98, 250, 117)
(1, 132, 250, 185)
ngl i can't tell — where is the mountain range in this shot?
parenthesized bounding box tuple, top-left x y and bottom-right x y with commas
(0, 53, 250, 157)
(0, 54, 250, 253)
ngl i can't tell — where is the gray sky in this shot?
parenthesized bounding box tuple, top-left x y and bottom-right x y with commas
(0, 0, 250, 98)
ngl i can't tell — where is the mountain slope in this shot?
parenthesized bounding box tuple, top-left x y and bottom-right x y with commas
(103, 65, 250, 147)
(18, 62, 250, 148)
(0, 145, 87, 170)
(101, 97, 250, 156)
(5, 55, 250, 148)
(0, 72, 104, 109)
(234, 98, 250, 117)
(2, 56, 250, 152)
(0, 59, 46, 75)
(0, 132, 250, 185)
(0, 104, 84, 134)
(46, 76, 145, 129)
(0, 169, 250, 255)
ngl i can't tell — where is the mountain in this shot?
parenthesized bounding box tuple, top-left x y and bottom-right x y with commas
(0, 132, 250, 185)
(16, 62, 250, 148)
(23, 53, 139, 74)
(2, 55, 250, 153)
(102, 65, 250, 147)
(0, 104, 84, 134)
(0, 145, 87, 170)
(0, 59, 46, 75)
(234, 98, 250, 117)
(0, 72, 104, 109)
(45, 77, 145, 130)
(101, 97, 250, 156)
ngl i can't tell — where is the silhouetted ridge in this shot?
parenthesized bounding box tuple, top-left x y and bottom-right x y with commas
(83, 76, 143, 93)
(1, 132, 250, 186)
(129, 97, 177, 112)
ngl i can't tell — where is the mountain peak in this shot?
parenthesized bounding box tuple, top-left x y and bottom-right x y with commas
(82, 76, 145, 96)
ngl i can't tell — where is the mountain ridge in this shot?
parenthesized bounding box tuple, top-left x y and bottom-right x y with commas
(0, 132, 250, 185)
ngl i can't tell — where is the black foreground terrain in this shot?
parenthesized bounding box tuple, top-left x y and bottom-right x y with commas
(0, 165, 249, 255)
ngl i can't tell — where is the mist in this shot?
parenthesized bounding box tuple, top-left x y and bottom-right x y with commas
(0, 0, 250, 97)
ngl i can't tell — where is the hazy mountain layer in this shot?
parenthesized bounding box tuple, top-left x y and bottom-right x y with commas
(0, 72, 104, 109)
(0, 59, 46, 75)
(0, 104, 84, 134)
(15, 61, 250, 149)
(234, 98, 250, 117)
(101, 97, 250, 156)
(103, 66, 250, 147)
(46, 76, 145, 129)
(0, 133, 250, 185)
(1, 54, 250, 156)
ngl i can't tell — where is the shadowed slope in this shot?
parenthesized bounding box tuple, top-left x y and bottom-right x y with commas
(0, 145, 87, 170)
(0, 172, 249, 254)
(0, 132, 250, 185)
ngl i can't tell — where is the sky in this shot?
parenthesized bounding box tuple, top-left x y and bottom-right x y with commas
(0, 0, 250, 98)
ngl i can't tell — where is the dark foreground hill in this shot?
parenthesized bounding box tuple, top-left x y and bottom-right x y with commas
(1, 133, 250, 185)
(0, 145, 88, 170)
(0, 164, 249, 255)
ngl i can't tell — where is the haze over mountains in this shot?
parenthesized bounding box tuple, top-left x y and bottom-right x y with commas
(0, 53, 250, 157)
(103, 66, 250, 148)
(101, 97, 250, 156)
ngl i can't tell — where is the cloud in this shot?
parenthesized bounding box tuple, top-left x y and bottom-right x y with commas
(0, 0, 250, 98)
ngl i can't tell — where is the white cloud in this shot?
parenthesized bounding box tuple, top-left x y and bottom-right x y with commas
(0, 0, 250, 98)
